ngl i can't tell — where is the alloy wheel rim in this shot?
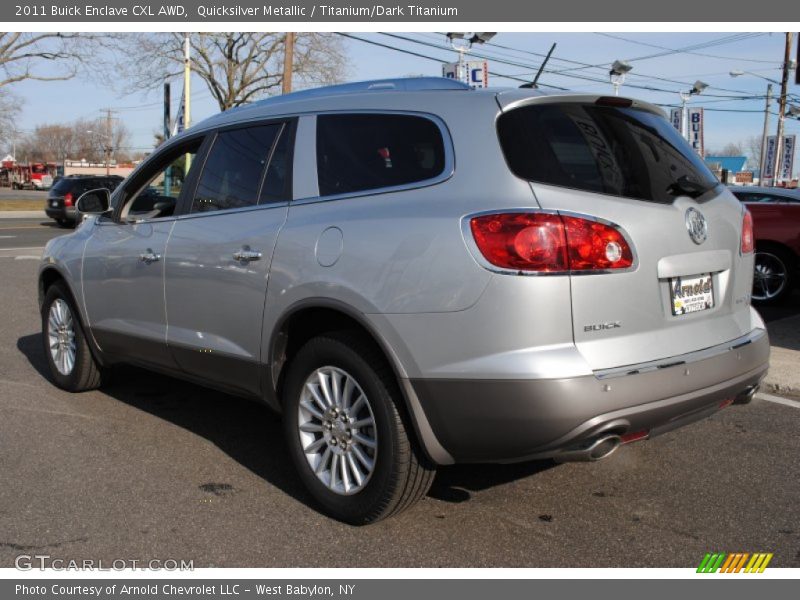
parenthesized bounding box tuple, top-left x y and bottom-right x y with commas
(297, 366, 378, 495)
(752, 252, 787, 301)
(48, 299, 76, 376)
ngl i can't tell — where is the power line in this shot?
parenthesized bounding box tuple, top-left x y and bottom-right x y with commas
(595, 32, 781, 64)
(378, 33, 768, 99)
(337, 32, 571, 90)
(434, 32, 770, 96)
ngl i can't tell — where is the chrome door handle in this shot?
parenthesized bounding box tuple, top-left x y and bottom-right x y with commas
(233, 249, 262, 262)
(139, 250, 161, 264)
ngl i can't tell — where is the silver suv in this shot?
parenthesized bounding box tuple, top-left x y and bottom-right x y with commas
(39, 78, 769, 524)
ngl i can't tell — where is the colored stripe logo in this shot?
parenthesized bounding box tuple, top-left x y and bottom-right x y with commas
(697, 552, 773, 573)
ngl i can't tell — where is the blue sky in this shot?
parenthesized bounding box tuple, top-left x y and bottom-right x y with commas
(5, 32, 799, 171)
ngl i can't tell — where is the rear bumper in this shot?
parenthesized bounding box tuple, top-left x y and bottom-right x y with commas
(45, 206, 76, 221)
(410, 328, 769, 463)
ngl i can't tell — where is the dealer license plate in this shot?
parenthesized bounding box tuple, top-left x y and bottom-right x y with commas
(669, 273, 714, 316)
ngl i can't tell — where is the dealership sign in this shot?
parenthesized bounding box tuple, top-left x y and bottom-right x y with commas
(669, 108, 683, 133)
(763, 134, 796, 182)
(687, 107, 704, 156)
(442, 60, 489, 88)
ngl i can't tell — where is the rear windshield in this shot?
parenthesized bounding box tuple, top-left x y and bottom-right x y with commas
(497, 102, 719, 203)
(51, 178, 75, 194)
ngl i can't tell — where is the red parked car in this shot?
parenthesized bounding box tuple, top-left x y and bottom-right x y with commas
(731, 186, 800, 304)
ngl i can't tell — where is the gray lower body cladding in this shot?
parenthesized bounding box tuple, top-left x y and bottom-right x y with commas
(411, 329, 769, 463)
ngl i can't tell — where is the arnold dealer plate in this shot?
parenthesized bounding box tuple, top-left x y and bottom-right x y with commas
(670, 273, 714, 316)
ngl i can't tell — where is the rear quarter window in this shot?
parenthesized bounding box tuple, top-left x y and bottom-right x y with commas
(316, 113, 446, 197)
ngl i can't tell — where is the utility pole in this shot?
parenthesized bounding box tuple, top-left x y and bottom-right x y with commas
(282, 32, 295, 94)
(760, 84, 773, 184)
(772, 32, 794, 185)
(101, 108, 117, 176)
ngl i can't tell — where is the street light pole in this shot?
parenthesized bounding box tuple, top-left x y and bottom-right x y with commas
(679, 91, 690, 141)
(678, 81, 708, 144)
(773, 32, 794, 185)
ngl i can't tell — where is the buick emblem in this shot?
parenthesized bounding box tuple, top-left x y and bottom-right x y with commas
(685, 208, 708, 245)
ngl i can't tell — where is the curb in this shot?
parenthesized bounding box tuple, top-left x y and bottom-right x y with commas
(0, 211, 47, 219)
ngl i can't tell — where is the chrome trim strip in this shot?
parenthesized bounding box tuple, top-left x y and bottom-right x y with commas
(593, 328, 767, 380)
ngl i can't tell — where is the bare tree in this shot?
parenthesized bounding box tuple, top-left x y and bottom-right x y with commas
(0, 32, 107, 88)
(715, 141, 745, 156)
(115, 33, 347, 111)
(73, 117, 131, 163)
(16, 117, 130, 163)
(744, 134, 764, 166)
(0, 89, 20, 149)
(26, 124, 76, 162)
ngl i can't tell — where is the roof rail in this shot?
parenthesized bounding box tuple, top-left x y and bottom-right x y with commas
(228, 77, 470, 113)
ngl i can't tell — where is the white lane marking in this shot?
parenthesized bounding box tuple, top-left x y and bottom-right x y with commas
(14, 255, 40, 260)
(755, 392, 800, 409)
(0, 235, 15, 239)
(0, 246, 44, 258)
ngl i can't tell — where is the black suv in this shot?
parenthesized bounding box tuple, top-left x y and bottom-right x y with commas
(45, 175, 125, 227)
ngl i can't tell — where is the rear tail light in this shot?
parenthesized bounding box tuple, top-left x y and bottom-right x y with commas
(469, 212, 633, 273)
(63, 192, 73, 207)
(741, 209, 754, 254)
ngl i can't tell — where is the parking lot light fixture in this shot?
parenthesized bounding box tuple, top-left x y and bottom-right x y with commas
(446, 32, 497, 84)
(678, 81, 709, 140)
(609, 60, 633, 96)
(730, 69, 782, 85)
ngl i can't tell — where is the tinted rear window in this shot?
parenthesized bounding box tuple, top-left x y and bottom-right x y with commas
(51, 178, 75, 194)
(497, 103, 719, 203)
(316, 114, 445, 197)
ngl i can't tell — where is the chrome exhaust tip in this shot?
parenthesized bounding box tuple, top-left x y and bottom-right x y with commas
(554, 434, 622, 463)
(733, 384, 759, 405)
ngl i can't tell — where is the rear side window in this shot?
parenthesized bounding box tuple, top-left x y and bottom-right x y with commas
(316, 113, 445, 197)
(192, 124, 282, 213)
(497, 103, 720, 203)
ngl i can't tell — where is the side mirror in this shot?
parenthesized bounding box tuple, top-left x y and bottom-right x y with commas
(75, 188, 111, 214)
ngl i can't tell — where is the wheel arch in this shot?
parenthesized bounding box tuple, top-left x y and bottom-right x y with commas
(266, 298, 453, 465)
(38, 265, 107, 367)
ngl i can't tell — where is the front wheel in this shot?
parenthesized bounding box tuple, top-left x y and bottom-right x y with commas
(41, 282, 104, 391)
(283, 332, 435, 524)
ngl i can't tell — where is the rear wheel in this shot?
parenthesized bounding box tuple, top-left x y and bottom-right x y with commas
(752, 246, 795, 305)
(55, 218, 72, 228)
(283, 332, 435, 524)
(41, 282, 104, 391)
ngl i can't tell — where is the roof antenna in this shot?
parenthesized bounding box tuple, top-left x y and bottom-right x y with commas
(521, 43, 556, 89)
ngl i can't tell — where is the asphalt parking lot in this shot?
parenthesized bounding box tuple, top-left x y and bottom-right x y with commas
(1, 216, 799, 568)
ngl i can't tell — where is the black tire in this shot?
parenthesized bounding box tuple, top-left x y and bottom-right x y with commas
(41, 281, 104, 392)
(283, 332, 435, 525)
(55, 218, 72, 228)
(752, 245, 796, 305)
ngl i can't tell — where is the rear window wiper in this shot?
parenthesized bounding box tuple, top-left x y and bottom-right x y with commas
(666, 175, 715, 199)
